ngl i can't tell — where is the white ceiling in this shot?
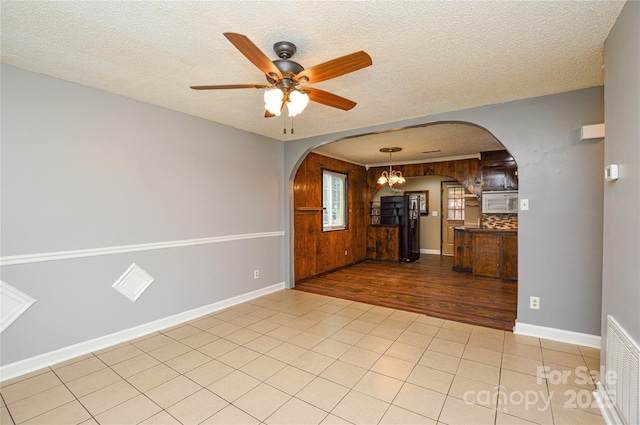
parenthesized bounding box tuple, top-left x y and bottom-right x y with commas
(1, 1, 624, 162)
(314, 122, 504, 167)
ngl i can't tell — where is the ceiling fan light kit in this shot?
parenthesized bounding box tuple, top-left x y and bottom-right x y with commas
(377, 147, 406, 187)
(287, 90, 310, 117)
(264, 88, 309, 117)
(264, 88, 284, 116)
(190, 33, 372, 121)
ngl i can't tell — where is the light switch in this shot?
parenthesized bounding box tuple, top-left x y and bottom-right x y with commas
(431, 210, 438, 217)
(520, 199, 529, 211)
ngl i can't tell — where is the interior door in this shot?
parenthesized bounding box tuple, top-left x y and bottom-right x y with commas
(442, 182, 465, 256)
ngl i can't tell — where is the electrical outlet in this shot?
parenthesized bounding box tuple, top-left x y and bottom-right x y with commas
(253, 269, 259, 279)
(345, 250, 348, 255)
(530, 296, 540, 310)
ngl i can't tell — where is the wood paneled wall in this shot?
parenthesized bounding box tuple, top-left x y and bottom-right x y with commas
(294, 154, 481, 282)
(365, 158, 481, 202)
(294, 153, 367, 281)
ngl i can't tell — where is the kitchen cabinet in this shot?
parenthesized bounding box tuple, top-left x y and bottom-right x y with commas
(472, 231, 518, 280)
(369, 195, 420, 262)
(453, 227, 518, 280)
(473, 233, 502, 278)
(501, 234, 518, 280)
(453, 228, 473, 272)
(367, 226, 399, 261)
(481, 150, 518, 191)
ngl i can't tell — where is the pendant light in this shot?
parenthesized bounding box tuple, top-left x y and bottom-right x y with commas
(377, 147, 406, 187)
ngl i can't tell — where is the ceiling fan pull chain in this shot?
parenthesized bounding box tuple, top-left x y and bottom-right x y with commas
(291, 116, 294, 135)
(283, 114, 286, 134)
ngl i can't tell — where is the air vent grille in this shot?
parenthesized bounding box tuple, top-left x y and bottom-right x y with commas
(606, 315, 640, 425)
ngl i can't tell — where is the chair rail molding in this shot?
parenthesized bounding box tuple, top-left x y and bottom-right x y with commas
(0, 231, 285, 266)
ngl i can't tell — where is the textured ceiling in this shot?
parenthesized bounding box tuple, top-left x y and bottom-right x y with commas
(314, 122, 505, 167)
(1, 1, 624, 159)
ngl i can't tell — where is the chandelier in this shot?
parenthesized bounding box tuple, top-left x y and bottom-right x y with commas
(264, 87, 310, 117)
(377, 147, 406, 187)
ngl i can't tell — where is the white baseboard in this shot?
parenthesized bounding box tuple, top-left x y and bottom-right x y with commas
(0, 282, 285, 382)
(594, 381, 624, 425)
(420, 249, 441, 255)
(513, 321, 601, 348)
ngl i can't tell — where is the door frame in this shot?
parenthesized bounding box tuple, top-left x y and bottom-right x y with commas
(441, 181, 465, 256)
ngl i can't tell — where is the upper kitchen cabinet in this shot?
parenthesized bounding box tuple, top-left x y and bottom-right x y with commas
(481, 150, 518, 191)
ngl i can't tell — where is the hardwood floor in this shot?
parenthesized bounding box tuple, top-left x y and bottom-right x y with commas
(294, 254, 518, 331)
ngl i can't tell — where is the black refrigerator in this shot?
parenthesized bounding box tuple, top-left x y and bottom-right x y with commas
(380, 195, 420, 262)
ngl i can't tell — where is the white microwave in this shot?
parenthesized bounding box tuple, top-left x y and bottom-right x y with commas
(482, 191, 518, 214)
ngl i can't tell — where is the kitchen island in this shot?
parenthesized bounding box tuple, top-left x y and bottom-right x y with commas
(453, 227, 517, 280)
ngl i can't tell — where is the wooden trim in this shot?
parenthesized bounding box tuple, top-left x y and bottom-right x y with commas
(295, 207, 324, 214)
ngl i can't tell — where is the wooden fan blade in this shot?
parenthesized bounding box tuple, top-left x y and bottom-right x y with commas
(296, 51, 372, 84)
(305, 87, 357, 111)
(190, 84, 267, 90)
(224, 32, 282, 80)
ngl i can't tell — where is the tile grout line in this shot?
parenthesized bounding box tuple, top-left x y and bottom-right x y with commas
(1, 291, 603, 425)
(49, 354, 103, 425)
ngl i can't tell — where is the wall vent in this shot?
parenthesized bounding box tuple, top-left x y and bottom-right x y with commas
(605, 315, 640, 425)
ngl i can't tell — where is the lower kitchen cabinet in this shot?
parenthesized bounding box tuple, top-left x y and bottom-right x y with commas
(454, 227, 517, 280)
(367, 226, 399, 261)
(472, 231, 518, 280)
(501, 234, 518, 280)
(472, 233, 502, 278)
(453, 228, 473, 272)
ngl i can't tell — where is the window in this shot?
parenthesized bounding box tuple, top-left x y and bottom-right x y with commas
(447, 186, 465, 220)
(322, 170, 347, 231)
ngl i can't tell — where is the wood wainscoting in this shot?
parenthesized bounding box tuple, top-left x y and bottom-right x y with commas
(294, 153, 368, 281)
(295, 254, 517, 331)
(365, 158, 481, 204)
(293, 153, 482, 281)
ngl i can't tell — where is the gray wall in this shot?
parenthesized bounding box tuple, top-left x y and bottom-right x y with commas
(1, 65, 284, 365)
(601, 1, 640, 361)
(285, 87, 604, 336)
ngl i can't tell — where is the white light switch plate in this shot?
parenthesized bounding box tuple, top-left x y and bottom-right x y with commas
(520, 199, 529, 211)
(431, 211, 438, 216)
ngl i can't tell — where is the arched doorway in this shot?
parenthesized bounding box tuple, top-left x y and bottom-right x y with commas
(290, 121, 518, 330)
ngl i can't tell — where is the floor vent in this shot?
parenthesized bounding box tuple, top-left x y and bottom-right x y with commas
(605, 315, 640, 425)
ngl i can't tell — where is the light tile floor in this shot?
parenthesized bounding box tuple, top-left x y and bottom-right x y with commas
(1, 290, 605, 424)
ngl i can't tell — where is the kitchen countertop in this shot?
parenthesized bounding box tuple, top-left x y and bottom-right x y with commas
(454, 226, 517, 234)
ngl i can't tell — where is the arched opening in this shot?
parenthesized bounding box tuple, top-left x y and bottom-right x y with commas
(290, 121, 519, 330)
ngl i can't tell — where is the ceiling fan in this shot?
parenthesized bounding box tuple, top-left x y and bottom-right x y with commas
(190, 33, 372, 118)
